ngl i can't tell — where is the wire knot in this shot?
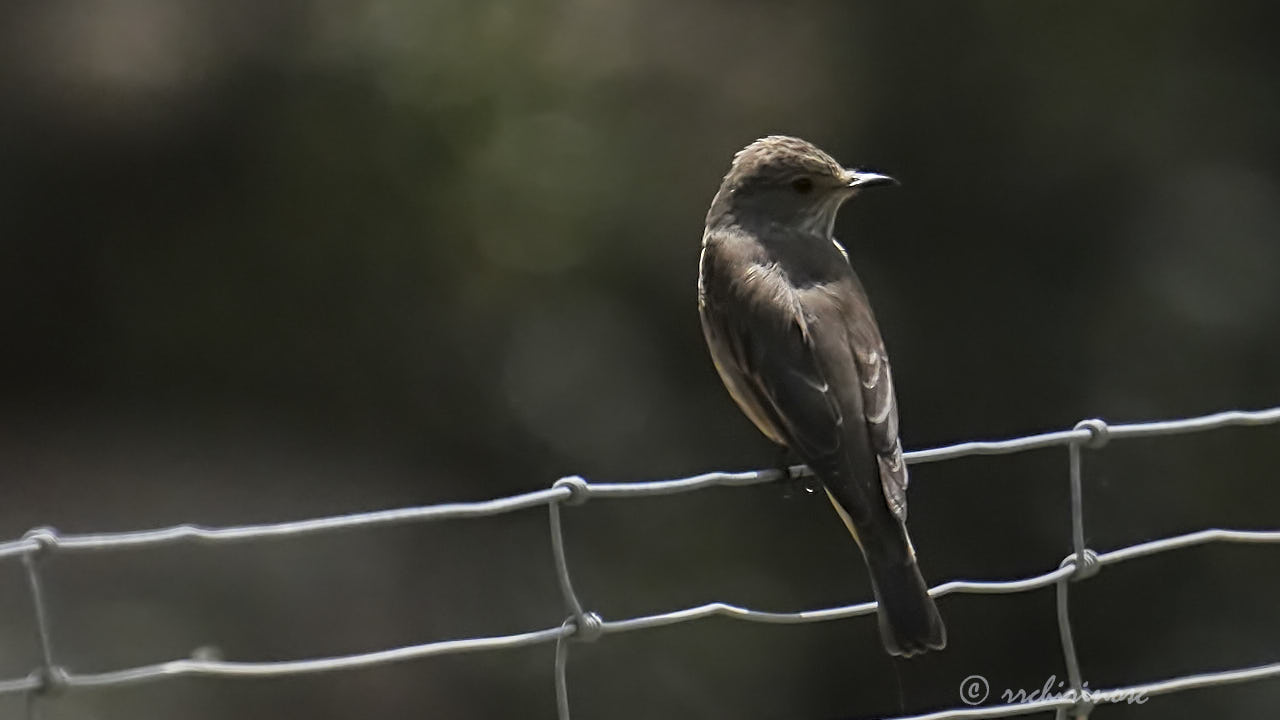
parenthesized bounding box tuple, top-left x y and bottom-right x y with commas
(569, 612, 603, 643)
(1067, 689, 1096, 718)
(1073, 419, 1110, 449)
(27, 666, 68, 696)
(553, 476, 591, 506)
(21, 527, 59, 559)
(1059, 549, 1101, 581)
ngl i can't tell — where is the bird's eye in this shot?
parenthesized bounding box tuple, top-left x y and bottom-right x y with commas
(791, 177, 814, 194)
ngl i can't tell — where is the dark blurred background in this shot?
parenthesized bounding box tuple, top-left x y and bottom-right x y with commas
(2, 1, 1278, 718)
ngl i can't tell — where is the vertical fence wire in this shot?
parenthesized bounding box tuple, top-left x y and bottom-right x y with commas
(1056, 440, 1088, 719)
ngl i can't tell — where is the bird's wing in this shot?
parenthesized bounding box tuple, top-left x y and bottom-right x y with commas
(852, 344, 908, 522)
(837, 264, 909, 522)
(736, 290, 846, 464)
(700, 255, 844, 465)
(700, 233, 904, 524)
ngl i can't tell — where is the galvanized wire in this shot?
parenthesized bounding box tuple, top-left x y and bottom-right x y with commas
(0, 406, 1276, 720)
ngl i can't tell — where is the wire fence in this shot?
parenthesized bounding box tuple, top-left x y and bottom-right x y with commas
(2, 406, 1279, 719)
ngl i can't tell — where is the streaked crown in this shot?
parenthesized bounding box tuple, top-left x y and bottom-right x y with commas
(722, 135, 846, 191)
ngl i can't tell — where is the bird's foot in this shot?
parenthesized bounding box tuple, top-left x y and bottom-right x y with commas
(775, 447, 818, 498)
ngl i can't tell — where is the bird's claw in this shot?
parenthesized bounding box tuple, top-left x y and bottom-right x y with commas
(775, 448, 817, 498)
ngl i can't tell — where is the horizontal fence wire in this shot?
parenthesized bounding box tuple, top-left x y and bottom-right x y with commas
(1, 406, 1278, 719)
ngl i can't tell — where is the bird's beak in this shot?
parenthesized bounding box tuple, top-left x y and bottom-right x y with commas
(843, 170, 898, 190)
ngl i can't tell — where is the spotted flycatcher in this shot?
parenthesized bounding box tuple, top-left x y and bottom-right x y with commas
(697, 135, 945, 656)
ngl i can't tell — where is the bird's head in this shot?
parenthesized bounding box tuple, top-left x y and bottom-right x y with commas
(707, 135, 895, 237)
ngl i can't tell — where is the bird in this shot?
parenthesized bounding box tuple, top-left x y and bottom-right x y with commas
(697, 135, 945, 656)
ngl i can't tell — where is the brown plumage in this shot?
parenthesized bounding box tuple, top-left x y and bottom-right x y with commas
(698, 135, 945, 656)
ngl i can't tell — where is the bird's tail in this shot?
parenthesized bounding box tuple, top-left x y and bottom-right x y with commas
(822, 486, 946, 657)
(865, 550, 946, 657)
